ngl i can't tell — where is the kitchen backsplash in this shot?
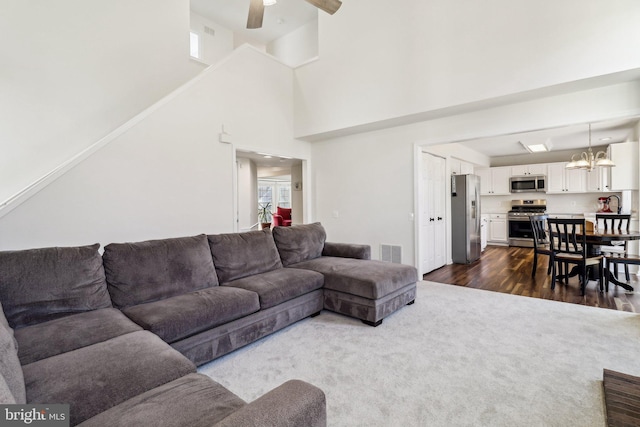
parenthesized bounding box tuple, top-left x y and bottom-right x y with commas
(480, 192, 635, 215)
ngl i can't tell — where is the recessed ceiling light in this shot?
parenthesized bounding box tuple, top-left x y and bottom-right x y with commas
(599, 137, 612, 141)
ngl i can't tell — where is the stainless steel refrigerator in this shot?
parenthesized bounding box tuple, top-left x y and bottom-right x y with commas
(451, 174, 481, 264)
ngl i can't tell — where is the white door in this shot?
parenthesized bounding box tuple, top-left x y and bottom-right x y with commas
(421, 152, 447, 273)
(421, 154, 434, 272)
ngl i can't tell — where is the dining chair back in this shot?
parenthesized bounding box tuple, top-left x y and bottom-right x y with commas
(596, 214, 631, 233)
(529, 215, 553, 279)
(547, 217, 603, 295)
(596, 213, 633, 287)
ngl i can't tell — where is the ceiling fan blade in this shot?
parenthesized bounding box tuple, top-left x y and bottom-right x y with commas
(247, 0, 265, 29)
(304, 0, 342, 15)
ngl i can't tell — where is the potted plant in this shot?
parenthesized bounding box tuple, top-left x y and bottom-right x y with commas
(258, 202, 272, 230)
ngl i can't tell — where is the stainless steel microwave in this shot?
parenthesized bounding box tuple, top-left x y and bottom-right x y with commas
(509, 175, 547, 193)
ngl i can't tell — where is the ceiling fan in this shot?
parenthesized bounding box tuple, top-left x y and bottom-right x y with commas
(247, 0, 342, 29)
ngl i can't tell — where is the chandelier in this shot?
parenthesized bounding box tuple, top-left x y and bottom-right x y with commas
(565, 124, 615, 171)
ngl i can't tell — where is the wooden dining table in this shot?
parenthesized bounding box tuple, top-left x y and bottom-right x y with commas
(584, 228, 640, 291)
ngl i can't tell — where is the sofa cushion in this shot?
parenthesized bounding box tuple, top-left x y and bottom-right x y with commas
(272, 223, 326, 267)
(0, 302, 25, 404)
(224, 268, 324, 309)
(207, 229, 283, 283)
(0, 244, 112, 328)
(103, 234, 219, 308)
(77, 373, 246, 427)
(290, 256, 419, 299)
(121, 287, 260, 343)
(0, 373, 16, 404)
(23, 330, 195, 426)
(14, 308, 141, 365)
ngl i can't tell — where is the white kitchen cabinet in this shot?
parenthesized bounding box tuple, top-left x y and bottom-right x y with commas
(586, 167, 610, 193)
(609, 141, 639, 190)
(450, 158, 475, 176)
(488, 214, 507, 244)
(475, 167, 510, 195)
(546, 162, 586, 193)
(510, 163, 547, 176)
(461, 161, 474, 175)
(481, 215, 488, 252)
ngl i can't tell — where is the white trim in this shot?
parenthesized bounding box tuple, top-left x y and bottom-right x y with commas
(413, 143, 423, 275)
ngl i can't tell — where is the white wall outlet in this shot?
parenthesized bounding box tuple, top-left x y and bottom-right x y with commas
(332, 210, 339, 218)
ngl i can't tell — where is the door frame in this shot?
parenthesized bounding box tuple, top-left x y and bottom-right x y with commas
(233, 147, 310, 232)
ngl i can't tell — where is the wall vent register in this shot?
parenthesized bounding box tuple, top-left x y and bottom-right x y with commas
(381, 244, 402, 264)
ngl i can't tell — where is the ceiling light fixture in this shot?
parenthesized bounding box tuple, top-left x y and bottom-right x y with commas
(520, 140, 551, 153)
(263, 0, 277, 6)
(565, 124, 615, 171)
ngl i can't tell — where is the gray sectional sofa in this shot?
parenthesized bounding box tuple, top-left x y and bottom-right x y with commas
(0, 222, 417, 426)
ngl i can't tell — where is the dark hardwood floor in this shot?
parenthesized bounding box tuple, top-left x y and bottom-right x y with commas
(423, 245, 640, 312)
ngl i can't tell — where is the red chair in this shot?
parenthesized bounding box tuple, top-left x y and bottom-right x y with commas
(272, 207, 292, 227)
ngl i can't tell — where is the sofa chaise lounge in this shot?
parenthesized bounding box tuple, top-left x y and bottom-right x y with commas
(0, 222, 417, 425)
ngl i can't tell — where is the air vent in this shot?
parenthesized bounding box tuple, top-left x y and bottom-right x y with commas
(380, 244, 402, 263)
(204, 26, 216, 36)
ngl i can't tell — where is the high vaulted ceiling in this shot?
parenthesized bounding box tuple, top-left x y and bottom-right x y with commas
(190, 2, 639, 159)
(191, 0, 317, 45)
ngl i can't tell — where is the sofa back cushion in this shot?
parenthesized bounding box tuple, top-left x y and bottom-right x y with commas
(208, 229, 283, 283)
(103, 234, 219, 308)
(272, 223, 327, 267)
(0, 302, 26, 404)
(0, 244, 112, 329)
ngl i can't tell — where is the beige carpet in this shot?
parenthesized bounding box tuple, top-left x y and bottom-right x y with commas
(199, 281, 640, 426)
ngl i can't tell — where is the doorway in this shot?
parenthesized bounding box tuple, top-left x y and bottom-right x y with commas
(236, 150, 304, 231)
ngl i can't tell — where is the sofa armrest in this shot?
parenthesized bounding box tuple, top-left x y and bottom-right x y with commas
(323, 242, 371, 260)
(215, 380, 326, 427)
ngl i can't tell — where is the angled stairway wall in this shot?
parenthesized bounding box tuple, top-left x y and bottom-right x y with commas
(0, 45, 311, 250)
(0, 0, 202, 208)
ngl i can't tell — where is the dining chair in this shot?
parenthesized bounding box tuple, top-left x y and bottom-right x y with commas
(547, 217, 604, 295)
(595, 213, 632, 284)
(529, 214, 553, 278)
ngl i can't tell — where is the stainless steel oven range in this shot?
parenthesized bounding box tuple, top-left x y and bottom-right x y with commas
(508, 199, 547, 247)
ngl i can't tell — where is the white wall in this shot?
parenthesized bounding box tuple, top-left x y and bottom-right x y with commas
(237, 157, 258, 230)
(311, 81, 640, 264)
(295, 0, 640, 138)
(190, 12, 234, 65)
(268, 20, 318, 68)
(291, 163, 304, 224)
(0, 0, 201, 205)
(0, 47, 311, 250)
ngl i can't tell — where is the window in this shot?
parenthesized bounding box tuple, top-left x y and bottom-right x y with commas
(189, 32, 200, 59)
(258, 179, 291, 213)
